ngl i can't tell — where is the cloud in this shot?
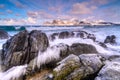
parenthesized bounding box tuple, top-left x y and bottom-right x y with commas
(6, 10, 13, 14)
(27, 17, 37, 24)
(100, 7, 120, 22)
(27, 11, 54, 19)
(9, 0, 25, 8)
(0, 17, 38, 25)
(0, 4, 5, 8)
(0, 19, 20, 25)
(49, 6, 62, 13)
(15, 13, 21, 16)
(70, 2, 97, 15)
(91, 0, 109, 5)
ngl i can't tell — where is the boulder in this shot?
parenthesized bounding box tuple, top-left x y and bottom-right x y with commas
(76, 31, 88, 39)
(1, 30, 49, 71)
(104, 35, 116, 44)
(58, 31, 74, 39)
(53, 54, 81, 80)
(49, 33, 59, 41)
(87, 33, 96, 41)
(26, 43, 69, 75)
(95, 61, 120, 80)
(66, 54, 104, 80)
(53, 54, 104, 80)
(76, 31, 96, 41)
(2, 30, 29, 69)
(69, 43, 98, 55)
(0, 30, 9, 39)
(97, 41, 107, 48)
(29, 30, 49, 60)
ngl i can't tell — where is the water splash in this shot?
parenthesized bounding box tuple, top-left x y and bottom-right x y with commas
(0, 65, 27, 80)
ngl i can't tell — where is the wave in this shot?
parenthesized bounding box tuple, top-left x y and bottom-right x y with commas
(26, 26, 84, 32)
(0, 65, 27, 80)
(0, 26, 26, 31)
(50, 38, 109, 54)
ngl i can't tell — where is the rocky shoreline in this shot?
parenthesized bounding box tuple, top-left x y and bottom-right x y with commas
(0, 30, 119, 80)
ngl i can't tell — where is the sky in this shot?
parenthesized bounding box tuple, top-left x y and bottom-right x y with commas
(0, 0, 120, 25)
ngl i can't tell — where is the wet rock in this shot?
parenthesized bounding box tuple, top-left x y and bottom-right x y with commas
(53, 54, 104, 80)
(76, 31, 96, 41)
(97, 42, 107, 48)
(104, 35, 116, 44)
(69, 43, 98, 55)
(95, 61, 120, 80)
(58, 31, 74, 39)
(66, 54, 104, 80)
(26, 43, 69, 75)
(1, 30, 49, 71)
(2, 30, 29, 69)
(49, 33, 59, 41)
(87, 33, 96, 41)
(29, 30, 49, 53)
(26, 69, 52, 80)
(53, 54, 81, 80)
(0, 30, 9, 39)
(29, 30, 49, 60)
(76, 31, 88, 38)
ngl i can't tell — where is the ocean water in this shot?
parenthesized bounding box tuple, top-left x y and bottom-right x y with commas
(0, 25, 120, 79)
(1, 25, 120, 53)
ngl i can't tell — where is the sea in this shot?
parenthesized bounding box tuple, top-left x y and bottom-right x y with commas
(0, 25, 120, 79)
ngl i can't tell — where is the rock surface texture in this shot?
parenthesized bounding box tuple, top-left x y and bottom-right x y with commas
(0, 30, 9, 39)
(1, 30, 49, 71)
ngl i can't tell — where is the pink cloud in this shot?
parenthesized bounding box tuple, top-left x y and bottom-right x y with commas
(9, 0, 25, 8)
(70, 2, 97, 15)
(49, 6, 62, 13)
(91, 0, 109, 5)
(27, 10, 54, 19)
(6, 10, 13, 14)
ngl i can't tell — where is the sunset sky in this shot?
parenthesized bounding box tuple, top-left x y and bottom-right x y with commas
(0, 0, 120, 25)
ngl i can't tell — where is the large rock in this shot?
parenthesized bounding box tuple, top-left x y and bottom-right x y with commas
(0, 30, 9, 39)
(49, 33, 59, 41)
(58, 31, 74, 39)
(104, 35, 116, 44)
(96, 41, 107, 48)
(95, 61, 120, 80)
(2, 30, 29, 69)
(53, 54, 81, 80)
(76, 31, 88, 39)
(26, 43, 69, 75)
(29, 30, 49, 60)
(66, 54, 104, 80)
(69, 43, 98, 55)
(76, 31, 96, 41)
(53, 54, 104, 80)
(1, 30, 49, 71)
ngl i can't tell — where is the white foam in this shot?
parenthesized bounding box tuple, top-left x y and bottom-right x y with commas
(50, 38, 109, 54)
(0, 39, 7, 49)
(26, 26, 83, 32)
(0, 65, 27, 80)
(36, 44, 65, 68)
